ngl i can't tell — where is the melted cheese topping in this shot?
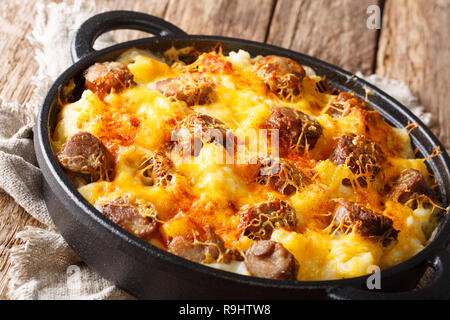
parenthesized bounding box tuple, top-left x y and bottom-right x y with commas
(53, 48, 440, 281)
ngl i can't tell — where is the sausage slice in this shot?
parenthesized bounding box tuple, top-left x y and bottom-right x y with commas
(84, 61, 134, 98)
(257, 157, 310, 195)
(245, 240, 297, 280)
(172, 113, 233, 156)
(155, 73, 214, 106)
(254, 55, 306, 100)
(238, 199, 296, 240)
(136, 152, 175, 186)
(168, 228, 231, 264)
(263, 106, 322, 155)
(325, 92, 373, 118)
(330, 133, 384, 186)
(387, 169, 436, 204)
(102, 199, 158, 240)
(57, 131, 114, 181)
(333, 200, 399, 246)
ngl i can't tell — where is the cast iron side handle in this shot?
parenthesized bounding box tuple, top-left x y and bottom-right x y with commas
(327, 248, 450, 300)
(71, 10, 187, 62)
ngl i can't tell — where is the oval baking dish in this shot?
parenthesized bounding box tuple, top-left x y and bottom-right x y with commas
(34, 11, 450, 299)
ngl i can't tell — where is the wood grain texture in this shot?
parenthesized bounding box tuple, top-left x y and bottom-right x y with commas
(94, 0, 170, 44)
(0, 1, 40, 105)
(266, 0, 381, 74)
(164, 0, 274, 41)
(376, 0, 450, 149)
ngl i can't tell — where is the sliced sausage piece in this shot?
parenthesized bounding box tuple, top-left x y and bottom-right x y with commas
(254, 55, 306, 100)
(325, 92, 373, 118)
(333, 200, 399, 246)
(102, 199, 158, 240)
(263, 106, 322, 155)
(245, 240, 297, 280)
(387, 169, 436, 204)
(84, 61, 134, 99)
(136, 152, 174, 186)
(168, 228, 231, 264)
(238, 199, 296, 240)
(172, 113, 234, 156)
(329, 133, 384, 186)
(155, 73, 214, 106)
(257, 157, 310, 195)
(57, 131, 114, 181)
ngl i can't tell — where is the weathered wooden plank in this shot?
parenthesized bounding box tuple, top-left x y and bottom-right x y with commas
(266, 0, 381, 74)
(376, 0, 450, 149)
(97, 0, 171, 43)
(163, 0, 275, 41)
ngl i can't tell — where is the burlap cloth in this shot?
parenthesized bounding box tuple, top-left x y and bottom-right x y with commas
(0, 0, 437, 300)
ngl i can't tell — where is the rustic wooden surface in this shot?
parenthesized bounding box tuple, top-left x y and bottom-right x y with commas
(0, 0, 448, 299)
(376, 0, 450, 149)
(267, 0, 381, 74)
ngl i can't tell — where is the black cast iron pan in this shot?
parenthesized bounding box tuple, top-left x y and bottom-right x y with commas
(34, 11, 450, 299)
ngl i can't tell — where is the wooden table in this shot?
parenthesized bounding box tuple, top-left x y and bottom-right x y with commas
(0, 0, 448, 299)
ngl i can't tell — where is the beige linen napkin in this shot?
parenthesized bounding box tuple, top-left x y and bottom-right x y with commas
(1, 0, 434, 300)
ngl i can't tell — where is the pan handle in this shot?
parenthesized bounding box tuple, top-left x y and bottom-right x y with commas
(71, 10, 187, 62)
(327, 248, 450, 300)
